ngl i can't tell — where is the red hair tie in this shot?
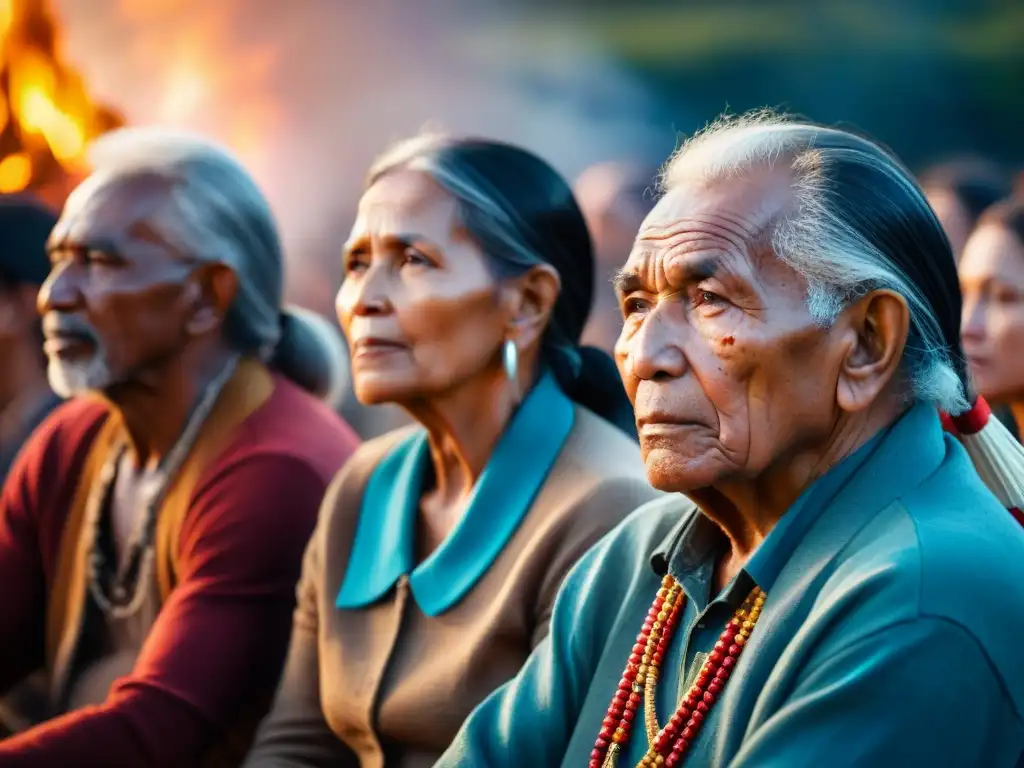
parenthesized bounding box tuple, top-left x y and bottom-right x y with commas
(950, 397, 992, 436)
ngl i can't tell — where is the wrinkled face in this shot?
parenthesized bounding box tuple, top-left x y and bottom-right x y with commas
(960, 223, 1024, 404)
(336, 170, 510, 405)
(39, 173, 201, 398)
(925, 187, 971, 262)
(614, 170, 844, 492)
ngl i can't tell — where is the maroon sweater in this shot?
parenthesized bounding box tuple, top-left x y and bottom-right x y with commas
(0, 376, 359, 766)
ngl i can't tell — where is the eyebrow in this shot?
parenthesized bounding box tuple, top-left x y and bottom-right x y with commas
(612, 256, 721, 294)
(46, 235, 121, 256)
(343, 232, 434, 252)
(611, 269, 643, 295)
(348, 231, 415, 249)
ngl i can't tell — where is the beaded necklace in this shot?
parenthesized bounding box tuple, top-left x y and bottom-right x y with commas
(591, 574, 766, 768)
(86, 354, 240, 618)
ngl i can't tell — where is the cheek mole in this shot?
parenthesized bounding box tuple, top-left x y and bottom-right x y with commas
(721, 335, 735, 346)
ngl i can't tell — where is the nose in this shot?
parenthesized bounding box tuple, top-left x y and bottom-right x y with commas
(960, 293, 987, 345)
(621, 307, 687, 382)
(36, 259, 81, 316)
(336, 264, 393, 322)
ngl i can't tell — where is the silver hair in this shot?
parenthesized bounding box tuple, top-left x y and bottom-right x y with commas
(361, 132, 639, 433)
(87, 127, 282, 356)
(661, 110, 969, 415)
(78, 126, 346, 402)
(367, 132, 539, 272)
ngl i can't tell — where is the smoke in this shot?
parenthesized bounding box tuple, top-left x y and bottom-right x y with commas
(54, 0, 664, 314)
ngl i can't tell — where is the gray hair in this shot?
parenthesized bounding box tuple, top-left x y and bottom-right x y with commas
(661, 110, 969, 415)
(364, 132, 638, 434)
(83, 126, 346, 403)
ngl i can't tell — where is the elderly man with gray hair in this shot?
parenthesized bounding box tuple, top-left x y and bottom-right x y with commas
(439, 111, 1024, 767)
(0, 128, 359, 766)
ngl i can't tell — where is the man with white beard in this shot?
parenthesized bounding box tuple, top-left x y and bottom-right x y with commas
(0, 128, 359, 766)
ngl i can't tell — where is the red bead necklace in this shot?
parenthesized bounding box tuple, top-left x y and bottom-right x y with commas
(589, 575, 766, 768)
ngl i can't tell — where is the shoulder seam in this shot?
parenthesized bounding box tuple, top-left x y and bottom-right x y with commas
(915, 612, 1023, 722)
(830, 612, 1021, 723)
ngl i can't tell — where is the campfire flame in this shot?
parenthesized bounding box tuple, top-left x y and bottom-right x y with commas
(0, 0, 123, 206)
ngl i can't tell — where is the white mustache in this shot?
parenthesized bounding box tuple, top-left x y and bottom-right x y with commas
(41, 313, 98, 343)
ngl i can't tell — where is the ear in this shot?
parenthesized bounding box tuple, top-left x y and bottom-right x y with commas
(503, 264, 561, 350)
(184, 262, 239, 337)
(835, 289, 910, 413)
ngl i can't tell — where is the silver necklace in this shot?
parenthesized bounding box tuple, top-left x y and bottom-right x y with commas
(86, 355, 241, 619)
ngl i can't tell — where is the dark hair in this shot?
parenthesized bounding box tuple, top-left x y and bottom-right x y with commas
(0, 194, 58, 287)
(919, 158, 1014, 226)
(822, 136, 969, 404)
(0, 195, 55, 360)
(270, 306, 348, 410)
(368, 136, 635, 435)
(976, 196, 1024, 251)
(662, 112, 969, 412)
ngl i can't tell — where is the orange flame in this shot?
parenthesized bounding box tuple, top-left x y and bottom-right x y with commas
(0, 0, 122, 206)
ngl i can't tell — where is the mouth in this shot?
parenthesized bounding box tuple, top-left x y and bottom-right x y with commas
(966, 353, 989, 368)
(41, 313, 98, 359)
(42, 333, 96, 358)
(638, 422, 703, 438)
(636, 411, 701, 429)
(351, 337, 407, 359)
(636, 411, 707, 439)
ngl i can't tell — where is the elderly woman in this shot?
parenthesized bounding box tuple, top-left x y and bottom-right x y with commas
(961, 198, 1024, 428)
(244, 137, 658, 767)
(439, 112, 1024, 768)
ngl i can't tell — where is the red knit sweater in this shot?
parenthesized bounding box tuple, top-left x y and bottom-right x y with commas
(0, 377, 359, 766)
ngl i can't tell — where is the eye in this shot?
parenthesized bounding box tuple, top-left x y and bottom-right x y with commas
(344, 247, 369, 274)
(692, 287, 729, 314)
(85, 249, 118, 266)
(995, 287, 1022, 304)
(622, 296, 651, 317)
(400, 247, 431, 268)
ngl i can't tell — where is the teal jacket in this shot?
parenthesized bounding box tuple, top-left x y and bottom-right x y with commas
(438, 403, 1024, 766)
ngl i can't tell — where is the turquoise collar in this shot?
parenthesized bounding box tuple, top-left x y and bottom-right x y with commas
(743, 401, 942, 591)
(742, 424, 887, 591)
(652, 402, 944, 593)
(335, 372, 575, 617)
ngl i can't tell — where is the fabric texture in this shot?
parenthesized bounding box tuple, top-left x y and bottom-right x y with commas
(243, 400, 660, 768)
(0, 364, 359, 767)
(334, 371, 576, 616)
(438, 403, 1024, 767)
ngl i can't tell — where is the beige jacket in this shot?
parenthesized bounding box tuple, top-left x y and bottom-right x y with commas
(245, 395, 659, 768)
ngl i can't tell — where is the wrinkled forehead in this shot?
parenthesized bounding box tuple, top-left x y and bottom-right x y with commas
(627, 172, 792, 269)
(50, 170, 177, 247)
(349, 169, 461, 241)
